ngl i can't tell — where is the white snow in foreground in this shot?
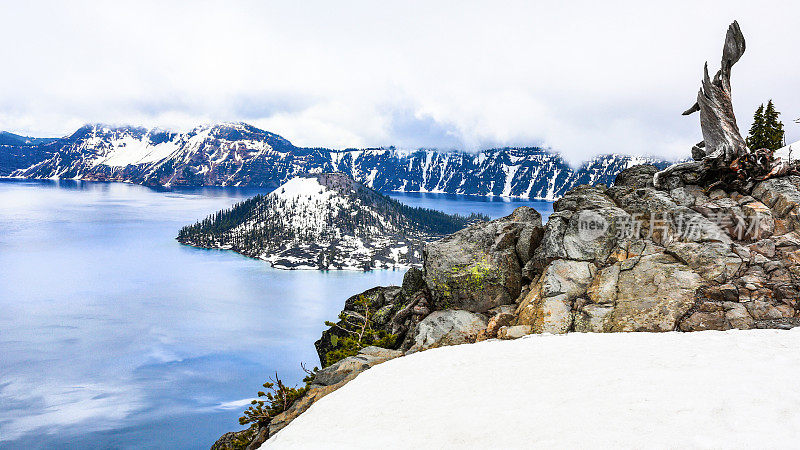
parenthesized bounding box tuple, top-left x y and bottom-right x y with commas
(265, 329, 800, 449)
(774, 140, 800, 162)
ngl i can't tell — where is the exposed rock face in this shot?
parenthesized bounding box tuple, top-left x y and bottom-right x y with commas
(317, 169, 800, 360)
(405, 310, 488, 353)
(423, 207, 542, 313)
(314, 284, 430, 367)
(314, 267, 435, 367)
(532, 187, 630, 268)
(606, 253, 703, 332)
(312, 346, 404, 387)
(515, 259, 596, 333)
(513, 165, 800, 337)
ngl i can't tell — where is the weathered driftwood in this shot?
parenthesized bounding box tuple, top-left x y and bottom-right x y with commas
(654, 21, 746, 188)
(684, 21, 747, 160)
(653, 21, 793, 191)
(390, 289, 428, 336)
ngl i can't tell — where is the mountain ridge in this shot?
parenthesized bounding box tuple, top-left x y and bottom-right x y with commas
(1, 122, 677, 200)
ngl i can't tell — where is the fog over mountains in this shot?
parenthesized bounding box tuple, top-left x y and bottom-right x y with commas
(0, 122, 673, 200)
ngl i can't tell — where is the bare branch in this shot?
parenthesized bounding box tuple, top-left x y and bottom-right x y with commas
(327, 322, 360, 336)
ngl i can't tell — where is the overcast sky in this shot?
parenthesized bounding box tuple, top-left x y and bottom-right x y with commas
(1, 0, 798, 163)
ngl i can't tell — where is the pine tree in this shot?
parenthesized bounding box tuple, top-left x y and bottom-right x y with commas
(748, 101, 786, 151)
(763, 100, 785, 150)
(746, 104, 767, 150)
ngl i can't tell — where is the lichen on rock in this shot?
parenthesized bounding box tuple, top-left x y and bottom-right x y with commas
(423, 206, 542, 313)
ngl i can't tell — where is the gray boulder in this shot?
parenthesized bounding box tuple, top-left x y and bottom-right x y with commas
(515, 259, 596, 334)
(573, 304, 614, 332)
(533, 199, 630, 265)
(424, 208, 541, 312)
(665, 241, 744, 283)
(752, 177, 800, 218)
(406, 310, 488, 353)
(612, 164, 658, 189)
(312, 346, 404, 387)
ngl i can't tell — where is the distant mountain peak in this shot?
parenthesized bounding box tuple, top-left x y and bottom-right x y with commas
(3, 123, 676, 199)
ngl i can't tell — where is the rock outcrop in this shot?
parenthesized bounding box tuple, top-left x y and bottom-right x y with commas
(517, 166, 800, 335)
(314, 267, 433, 366)
(222, 164, 800, 447)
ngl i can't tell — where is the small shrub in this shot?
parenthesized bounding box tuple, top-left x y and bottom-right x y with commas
(233, 365, 319, 448)
(323, 295, 396, 366)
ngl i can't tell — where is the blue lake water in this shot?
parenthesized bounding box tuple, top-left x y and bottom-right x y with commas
(0, 179, 552, 449)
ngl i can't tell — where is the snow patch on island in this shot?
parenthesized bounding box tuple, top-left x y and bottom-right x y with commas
(275, 177, 331, 200)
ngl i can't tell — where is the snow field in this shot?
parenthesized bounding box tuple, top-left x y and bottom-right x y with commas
(266, 329, 800, 449)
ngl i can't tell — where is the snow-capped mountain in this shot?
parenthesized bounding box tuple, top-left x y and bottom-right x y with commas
(1, 123, 673, 200)
(177, 173, 486, 270)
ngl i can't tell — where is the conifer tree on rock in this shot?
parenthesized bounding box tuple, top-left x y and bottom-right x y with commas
(746, 103, 768, 150)
(747, 100, 786, 151)
(763, 100, 785, 150)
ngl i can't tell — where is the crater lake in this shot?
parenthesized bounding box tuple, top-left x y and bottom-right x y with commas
(0, 179, 552, 449)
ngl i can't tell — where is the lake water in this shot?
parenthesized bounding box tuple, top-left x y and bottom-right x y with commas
(0, 179, 552, 449)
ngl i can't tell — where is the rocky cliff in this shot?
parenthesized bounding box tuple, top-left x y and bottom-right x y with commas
(1, 122, 672, 199)
(215, 162, 800, 448)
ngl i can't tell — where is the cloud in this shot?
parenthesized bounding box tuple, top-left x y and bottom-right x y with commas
(0, 0, 798, 162)
(0, 377, 143, 441)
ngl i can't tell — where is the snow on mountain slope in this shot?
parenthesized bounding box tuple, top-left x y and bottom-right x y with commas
(264, 176, 352, 240)
(92, 135, 179, 167)
(177, 173, 485, 270)
(265, 329, 800, 449)
(4, 123, 675, 199)
(275, 177, 331, 199)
